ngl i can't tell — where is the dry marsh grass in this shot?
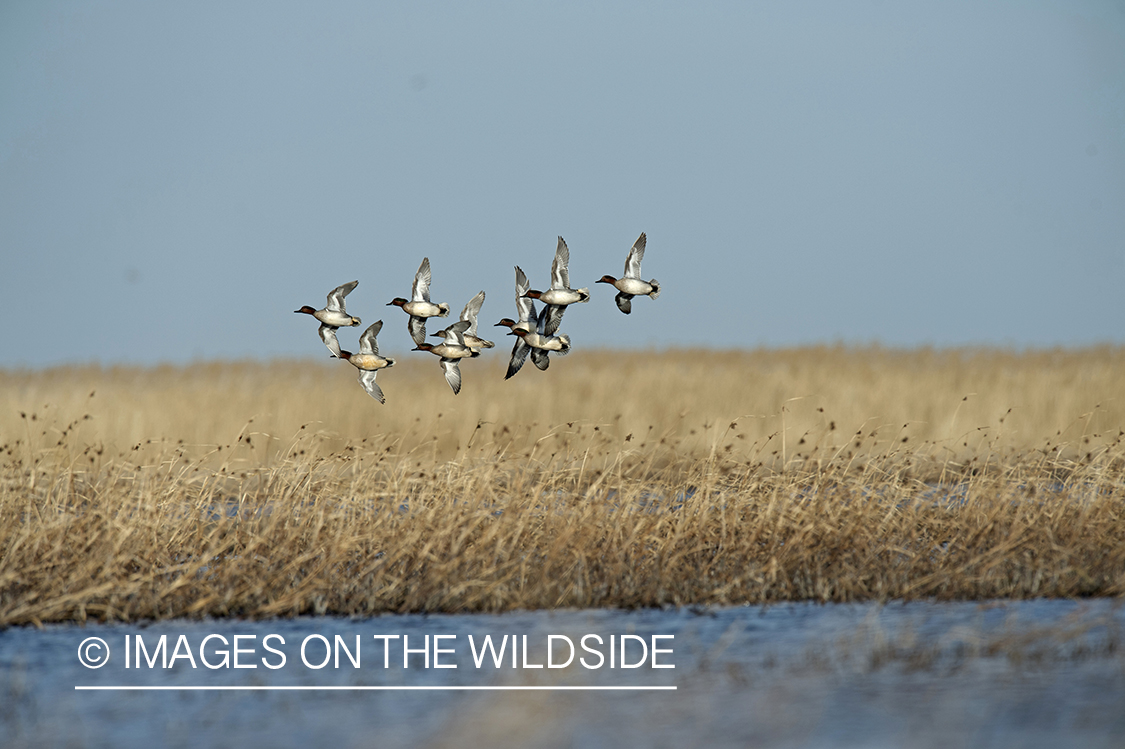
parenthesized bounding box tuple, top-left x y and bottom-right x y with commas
(2, 347, 1124, 625)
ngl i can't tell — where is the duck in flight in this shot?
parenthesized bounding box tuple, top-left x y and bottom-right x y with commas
(522, 236, 588, 336)
(412, 319, 479, 395)
(432, 290, 494, 352)
(388, 257, 450, 346)
(596, 232, 660, 314)
(338, 320, 395, 404)
(294, 280, 362, 358)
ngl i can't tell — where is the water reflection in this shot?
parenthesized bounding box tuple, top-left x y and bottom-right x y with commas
(2, 600, 1123, 747)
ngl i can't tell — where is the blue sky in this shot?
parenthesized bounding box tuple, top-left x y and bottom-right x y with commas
(2, 1, 1123, 367)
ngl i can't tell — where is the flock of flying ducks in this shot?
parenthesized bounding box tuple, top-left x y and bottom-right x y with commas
(294, 233, 660, 403)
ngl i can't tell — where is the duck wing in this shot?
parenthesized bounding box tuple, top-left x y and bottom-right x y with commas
(551, 236, 570, 290)
(614, 292, 633, 315)
(440, 358, 462, 395)
(624, 233, 646, 279)
(505, 338, 530, 379)
(326, 280, 358, 313)
(531, 347, 550, 371)
(460, 290, 486, 336)
(358, 369, 385, 404)
(408, 315, 427, 346)
(443, 319, 472, 346)
(412, 257, 432, 302)
(318, 324, 342, 357)
(515, 265, 530, 296)
(359, 320, 383, 355)
(542, 303, 565, 337)
(514, 266, 535, 323)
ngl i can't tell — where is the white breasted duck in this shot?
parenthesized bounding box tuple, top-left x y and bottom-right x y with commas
(522, 236, 589, 336)
(294, 280, 362, 358)
(432, 290, 494, 351)
(596, 232, 660, 314)
(387, 257, 450, 346)
(338, 320, 395, 404)
(412, 319, 479, 395)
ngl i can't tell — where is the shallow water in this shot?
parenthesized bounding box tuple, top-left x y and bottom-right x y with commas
(3, 600, 1124, 748)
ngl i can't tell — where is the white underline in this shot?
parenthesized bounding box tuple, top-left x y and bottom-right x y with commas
(75, 685, 676, 691)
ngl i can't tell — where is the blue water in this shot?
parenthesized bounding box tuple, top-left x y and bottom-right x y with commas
(2, 600, 1123, 748)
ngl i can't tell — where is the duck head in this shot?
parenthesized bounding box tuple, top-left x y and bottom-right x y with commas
(494, 318, 517, 328)
(387, 298, 409, 307)
(294, 305, 318, 315)
(596, 275, 618, 285)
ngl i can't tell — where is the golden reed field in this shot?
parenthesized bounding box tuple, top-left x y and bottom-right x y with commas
(2, 346, 1124, 625)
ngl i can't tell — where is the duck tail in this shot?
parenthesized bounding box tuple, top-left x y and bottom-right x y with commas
(438, 303, 451, 317)
(577, 288, 590, 302)
(386, 357, 397, 368)
(556, 335, 571, 355)
(648, 280, 660, 299)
